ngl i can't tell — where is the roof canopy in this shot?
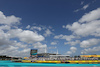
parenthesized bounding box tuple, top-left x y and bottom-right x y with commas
(50, 55, 70, 56)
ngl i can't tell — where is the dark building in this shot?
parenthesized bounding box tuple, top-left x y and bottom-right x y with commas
(30, 49, 38, 58)
(0, 55, 11, 60)
(0, 55, 22, 60)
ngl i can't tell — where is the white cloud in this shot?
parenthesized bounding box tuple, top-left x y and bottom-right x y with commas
(64, 40, 80, 46)
(14, 41, 28, 48)
(48, 46, 57, 49)
(0, 29, 11, 46)
(33, 42, 47, 53)
(51, 42, 57, 45)
(65, 47, 77, 55)
(0, 29, 31, 57)
(74, 4, 89, 12)
(70, 47, 77, 53)
(54, 34, 78, 41)
(0, 39, 30, 57)
(79, 8, 100, 23)
(33, 42, 47, 49)
(0, 45, 18, 55)
(62, 25, 66, 28)
(31, 26, 42, 31)
(54, 34, 63, 39)
(15, 48, 30, 57)
(74, 9, 81, 12)
(0, 11, 21, 25)
(65, 51, 72, 55)
(26, 25, 30, 29)
(81, 46, 100, 54)
(82, 4, 89, 10)
(66, 20, 100, 37)
(0, 45, 30, 57)
(18, 30, 44, 43)
(7, 29, 22, 38)
(44, 29, 53, 37)
(8, 29, 45, 43)
(0, 25, 10, 30)
(80, 38, 100, 48)
(0, 11, 46, 57)
(63, 8, 100, 55)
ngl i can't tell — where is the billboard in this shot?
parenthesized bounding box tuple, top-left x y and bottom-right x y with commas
(30, 49, 37, 56)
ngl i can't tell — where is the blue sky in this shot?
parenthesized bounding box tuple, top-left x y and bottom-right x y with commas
(0, 0, 100, 57)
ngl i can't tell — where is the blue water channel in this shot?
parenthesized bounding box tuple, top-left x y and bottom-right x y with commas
(0, 60, 100, 67)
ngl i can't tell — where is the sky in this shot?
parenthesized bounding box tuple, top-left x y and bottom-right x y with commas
(0, 0, 100, 57)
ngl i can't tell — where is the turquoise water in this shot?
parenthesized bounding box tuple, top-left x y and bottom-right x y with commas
(0, 61, 100, 67)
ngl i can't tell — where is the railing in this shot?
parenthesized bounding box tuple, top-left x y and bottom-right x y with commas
(29, 57, 99, 61)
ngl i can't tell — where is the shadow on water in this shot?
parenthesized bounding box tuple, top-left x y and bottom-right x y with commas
(0, 65, 100, 67)
(0, 61, 100, 67)
(0, 66, 100, 67)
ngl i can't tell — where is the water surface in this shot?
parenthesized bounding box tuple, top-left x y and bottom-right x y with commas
(0, 60, 100, 67)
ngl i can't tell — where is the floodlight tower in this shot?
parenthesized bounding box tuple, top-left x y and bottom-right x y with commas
(57, 49, 58, 54)
(45, 47, 47, 53)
